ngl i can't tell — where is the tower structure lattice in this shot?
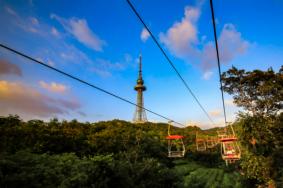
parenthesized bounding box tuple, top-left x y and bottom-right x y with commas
(133, 55, 147, 123)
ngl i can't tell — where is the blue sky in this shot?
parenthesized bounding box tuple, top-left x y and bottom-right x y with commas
(0, 0, 282, 129)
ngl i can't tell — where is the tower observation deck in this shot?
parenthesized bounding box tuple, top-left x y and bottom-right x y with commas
(133, 55, 147, 123)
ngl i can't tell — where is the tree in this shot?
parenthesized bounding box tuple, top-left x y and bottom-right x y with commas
(221, 66, 283, 116)
(222, 66, 283, 187)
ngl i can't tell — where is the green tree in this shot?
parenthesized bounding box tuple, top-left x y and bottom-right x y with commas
(222, 66, 282, 116)
(222, 66, 283, 187)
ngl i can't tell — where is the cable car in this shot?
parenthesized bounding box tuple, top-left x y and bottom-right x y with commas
(217, 129, 227, 140)
(206, 135, 218, 149)
(218, 126, 241, 165)
(196, 132, 207, 151)
(166, 121, 186, 158)
(221, 140, 241, 164)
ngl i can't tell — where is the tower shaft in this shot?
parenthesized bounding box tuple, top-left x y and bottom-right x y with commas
(133, 55, 147, 123)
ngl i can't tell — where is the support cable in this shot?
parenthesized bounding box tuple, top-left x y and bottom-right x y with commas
(126, 0, 215, 126)
(0, 43, 186, 127)
(209, 0, 234, 135)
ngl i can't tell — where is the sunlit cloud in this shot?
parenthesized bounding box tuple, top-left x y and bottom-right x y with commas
(96, 58, 124, 70)
(0, 80, 80, 118)
(209, 109, 222, 117)
(39, 81, 68, 93)
(90, 67, 112, 78)
(89, 53, 134, 77)
(200, 24, 249, 71)
(202, 71, 213, 80)
(140, 28, 150, 42)
(4, 6, 17, 16)
(51, 14, 106, 51)
(47, 60, 55, 67)
(3, 6, 123, 78)
(30, 17, 39, 25)
(159, 3, 249, 72)
(159, 6, 200, 59)
(51, 27, 60, 37)
(0, 59, 22, 76)
(4, 6, 43, 35)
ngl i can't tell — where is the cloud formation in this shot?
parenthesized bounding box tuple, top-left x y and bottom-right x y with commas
(4, 6, 127, 79)
(90, 67, 112, 78)
(39, 81, 68, 93)
(159, 4, 249, 73)
(202, 71, 213, 80)
(90, 53, 134, 77)
(209, 109, 222, 117)
(4, 6, 42, 34)
(200, 24, 249, 71)
(159, 6, 200, 59)
(0, 80, 80, 117)
(0, 59, 22, 76)
(30, 17, 39, 25)
(4, 6, 17, 16)
(141, 28, 150, 42)
(51, 14, 106, 51)
(51, 27, 60, 37)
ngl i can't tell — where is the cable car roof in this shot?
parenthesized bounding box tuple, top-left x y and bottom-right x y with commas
(166, 135, 184, 140)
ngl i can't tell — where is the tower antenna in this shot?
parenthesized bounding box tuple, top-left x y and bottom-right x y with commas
(133, 53, 147, 123)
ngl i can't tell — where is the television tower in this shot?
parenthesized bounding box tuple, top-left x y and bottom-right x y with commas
(133, 54, 147, 123)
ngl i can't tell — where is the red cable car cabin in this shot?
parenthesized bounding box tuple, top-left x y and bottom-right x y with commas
(166, 135, 186, 158)
(219, 135, 241, 164)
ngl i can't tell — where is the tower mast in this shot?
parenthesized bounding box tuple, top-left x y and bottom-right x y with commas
(133, 54, 147, 123)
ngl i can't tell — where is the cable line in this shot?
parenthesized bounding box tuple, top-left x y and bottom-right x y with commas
(209, 0, 233, 133)
(0, 43, 186, 127)
(126, 0, 215, 125)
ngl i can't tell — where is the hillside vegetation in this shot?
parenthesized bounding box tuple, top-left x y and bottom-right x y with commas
(0, 66, 282, 187)
(0, 116, 247, 188)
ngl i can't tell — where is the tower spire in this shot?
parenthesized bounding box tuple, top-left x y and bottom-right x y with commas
(139, 54, 142, 79)
(133, 54, 147, 123)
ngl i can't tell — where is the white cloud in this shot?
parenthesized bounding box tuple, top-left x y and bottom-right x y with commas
(51, 27, 60, 37)
(96, 58, 124, 70)
(202, 71, 213, 80)
(90, 67, 112, 78)
(141, 28, 150, 42)
(159, 6, 200, 59)
(4, 6, 44, 35)
(89, 54, 134, 77)
(47, 60, 55, 67)
(200, 24, 249, 71)
(159, 3, 249, 73)
(51, 14, 106, 51)
(209, 109, 222, 117)
(39, 81, 68, 93)
(30, 17, 39, 25)
(3, 6, 131, 79)
(60, 52, 73, 60)
(219, 24, 249, 60)
(4, 6, 17, 16)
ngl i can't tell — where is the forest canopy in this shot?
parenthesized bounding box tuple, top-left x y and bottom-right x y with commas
(0, 66, 282, 187)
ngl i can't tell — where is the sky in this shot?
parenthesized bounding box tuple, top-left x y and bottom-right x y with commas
(0, 0, 282, 129)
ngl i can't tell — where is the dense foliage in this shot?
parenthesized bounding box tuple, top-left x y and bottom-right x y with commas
(1, 66, 281, 187)
(222, 66, 283, 187)
(0, 116, 247, 187)
(0, 117, 182, 187)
